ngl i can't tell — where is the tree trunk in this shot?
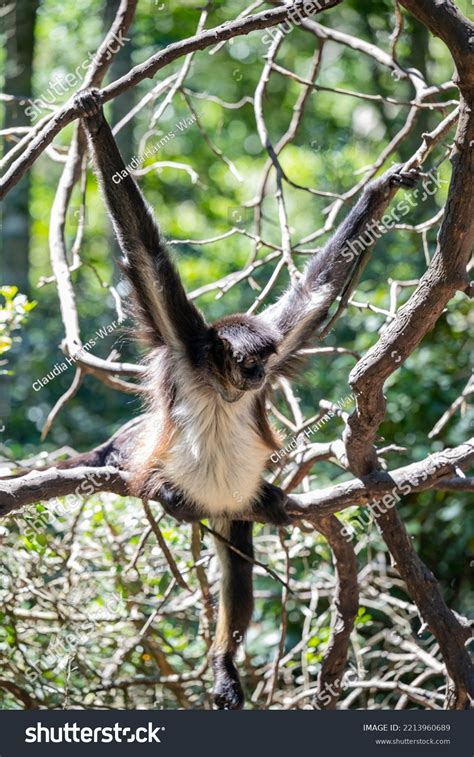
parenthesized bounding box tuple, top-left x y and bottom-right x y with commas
(2, 0, 39, 293)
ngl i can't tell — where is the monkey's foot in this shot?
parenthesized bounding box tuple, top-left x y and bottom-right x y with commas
(212, 653, 245, 710)
(252, 481, 291, 526)
(157, 482, 203, 523)
(73, 88, 104, 133)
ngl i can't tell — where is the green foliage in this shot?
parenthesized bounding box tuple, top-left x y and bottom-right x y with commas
(0, 287, 36, 366)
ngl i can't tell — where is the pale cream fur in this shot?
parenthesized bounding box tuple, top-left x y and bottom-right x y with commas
(135, 356, 272, 514)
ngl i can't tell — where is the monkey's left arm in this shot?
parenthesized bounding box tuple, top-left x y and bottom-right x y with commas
(260, 165, 420, 375)
(74, 88, 208, 359)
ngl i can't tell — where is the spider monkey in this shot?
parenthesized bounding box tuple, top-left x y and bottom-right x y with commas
(74, 88, 419, 710)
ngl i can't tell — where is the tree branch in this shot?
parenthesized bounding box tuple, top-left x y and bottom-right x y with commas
(376, 506, 474, 709)
(312, 515, 358, 709)
(1, 429, 471, 519)
(344, 89, 473, 476)
(337, 1, 474, 709)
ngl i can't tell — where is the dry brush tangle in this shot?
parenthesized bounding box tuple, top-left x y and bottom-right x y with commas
(0, 0, 473, 710)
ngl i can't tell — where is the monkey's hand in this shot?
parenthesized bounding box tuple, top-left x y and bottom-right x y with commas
(387, 163, 422, 190)
(365, 163, 421, 203)
(73, 87, 104, 134)
(252, 481, 291, 526)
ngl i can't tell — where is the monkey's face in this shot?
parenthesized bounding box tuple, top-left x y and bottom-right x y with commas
(230, 350, 269, 392)
(208, 319, 277, 402)
(209, 344, 270, 402)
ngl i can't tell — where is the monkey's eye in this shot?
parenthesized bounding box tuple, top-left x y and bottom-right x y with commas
(243, 356, 258, 368)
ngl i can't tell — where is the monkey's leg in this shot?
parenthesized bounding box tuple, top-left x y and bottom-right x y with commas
(156, 482, 203, 523)
(211, 519, 254, 710)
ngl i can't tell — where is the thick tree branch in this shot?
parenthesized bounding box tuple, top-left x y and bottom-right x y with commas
(312, 515, 358, 709)
(377, 507, 474, 709)
(399, 0, 474, 91)
(1, 432, 471, 519)
(344, 96, 473, 476)
(0, 466, 129, 517)
(337, 1, 474, 709)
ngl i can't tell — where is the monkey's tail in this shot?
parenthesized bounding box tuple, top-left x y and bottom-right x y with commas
(210, 518, 254, 710)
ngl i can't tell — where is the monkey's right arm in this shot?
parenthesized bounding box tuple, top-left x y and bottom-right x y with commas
(73, 88, 208, 358)
(261, 165, 420, 376)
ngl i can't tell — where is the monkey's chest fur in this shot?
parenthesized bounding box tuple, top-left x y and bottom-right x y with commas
(136, 360, 276, 514)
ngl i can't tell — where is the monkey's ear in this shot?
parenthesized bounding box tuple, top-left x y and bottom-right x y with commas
(219, 336, 236, 357)
(209, 327, 232, 355)
(217, 334, 242, 361)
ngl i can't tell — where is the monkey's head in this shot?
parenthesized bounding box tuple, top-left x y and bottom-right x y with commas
(208, 315, 278, 402)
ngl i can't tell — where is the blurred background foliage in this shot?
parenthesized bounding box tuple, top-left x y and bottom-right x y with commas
(0, 0, 472, 709)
